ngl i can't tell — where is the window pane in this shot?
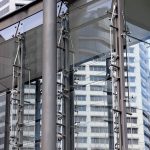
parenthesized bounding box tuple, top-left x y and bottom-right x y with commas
(77, 65, 86, 71)
(90, 106, 107, 112)
(90, 85, 104, 91)
(89, 66, 105, 71)
(91, 116, 107, 122)
(75, 95, 86, 101)
(75, 85, 86, 91)
(91, 127, 108, 133)
(75, 105, 86, 111)
(90, 95, 107, 101)
(90, 75, 105, 81)
(75, 137, 87, 143)
(75, 75, 86, 81)
(75, 116, 86, 122)
(91, 138, 108, 144)
(128, 57, 135, 63)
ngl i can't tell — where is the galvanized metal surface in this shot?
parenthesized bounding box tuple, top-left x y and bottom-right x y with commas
(112, 0, 128, 149)
(41, 0, 57, 150)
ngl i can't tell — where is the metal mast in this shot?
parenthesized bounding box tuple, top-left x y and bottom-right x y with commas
(57, 2, 74, 149)
(42, 0, 57, 150)
(10, 34, 25, 150)
(110, 0, 128, 149)
(35, 79, 41, 150)
(5, 91, 11, 150)
(117, 0, 128, 149)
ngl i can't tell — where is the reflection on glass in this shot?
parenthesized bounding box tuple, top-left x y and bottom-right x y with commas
(70, 17, 111, 64)
(125, 36, 150, 150)
(74, 54, 113, 150)
(69, 0, 112, 30)
(70, 0, 112, 64)
(0, 0, 150, 149)
(0, 22, 19, 41)
(0, 11, 43, 41)
(0, 1, 67, 42)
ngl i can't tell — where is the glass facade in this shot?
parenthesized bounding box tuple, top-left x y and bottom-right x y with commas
(0, 0, 150, 150)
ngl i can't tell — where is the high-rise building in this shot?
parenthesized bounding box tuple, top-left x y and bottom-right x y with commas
(74, 56, 112, 150)
(0, 43, 149, 150)
(74, 42, 150, 150)
(0, 0, 34, 17)
(9, 83, 36, 150)
(126, 43, 150, 150)
(0, 84, 36, 150)
(0, 1, 150, 149)
(0, 92, 10, 150)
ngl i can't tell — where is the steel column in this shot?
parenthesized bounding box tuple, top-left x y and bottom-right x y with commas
(42, 0, 57, 150)
(110, 0, 128, 149)
(35, 79, 41, 150)
(112, 0, 128, 149)
(18, 35, 25, 150)
(63, 14, 71, 150)
(9, 35, 25, 150)
(4, 91, 11, 150)
(69, 68, 74, 150)
(11, 35, 25, 150)
(117, 0, 128, 149)
(106, 57, 114, 150)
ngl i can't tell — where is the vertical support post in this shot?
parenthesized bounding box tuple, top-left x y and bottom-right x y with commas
(9, 35, 25, 150)
(42, 0, 57, 150)
(16, 35, 25, 150)
(57, 11, 72, 150)
(69, 68, 74, 150)
(35, 79, 41, 150)
(63, 14, 71, 150)
(113, 0, 128, 149)
(107, 84, 114, 150)
(20, 37, 25, 149)
(4, 91, 11, 150)
(106, 56, 114, 150)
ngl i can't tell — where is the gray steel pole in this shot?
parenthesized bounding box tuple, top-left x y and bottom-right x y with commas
(35, 79, 41, 150)
(111, 0, 128, 149)
(69, 69, 74, 150)
(4, 91, 11, 150)
(63, 15, 71, 150)
(106, 57, 114, 150)
(17, 36, 25, 150)
(117, 0, 128, 149)
(42, 0, 57, 149)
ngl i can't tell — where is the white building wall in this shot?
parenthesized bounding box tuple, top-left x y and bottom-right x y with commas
(74, 43, 150, 150)
(0, 93, 6, 150)
(0, 0, 34, 17)
(74, 59, 110, 150)
(127, 44, 145, 150)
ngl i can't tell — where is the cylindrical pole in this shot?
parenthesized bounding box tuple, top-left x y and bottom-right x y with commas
(117, 0, 128, 149)
(42, 0, 57, 149)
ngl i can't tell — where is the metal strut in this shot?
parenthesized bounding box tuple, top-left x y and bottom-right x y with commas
(10, 34, 25, 150)
(57, 4, 73, 150)
(110, 0, 128, 150)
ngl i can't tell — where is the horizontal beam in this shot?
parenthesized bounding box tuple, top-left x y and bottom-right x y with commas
(0, 0, 150, 32)
(1, 0, 150, 32)
(0, 0, 43, 30)
(0, 0, 76, 30)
